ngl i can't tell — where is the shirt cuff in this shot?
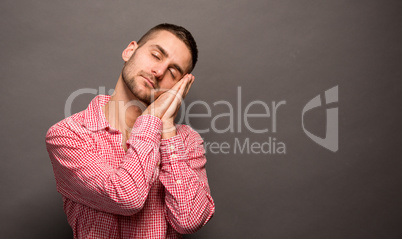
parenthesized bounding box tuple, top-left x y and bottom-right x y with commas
(128, 115, 162, 144)
(160, 135, 186, 165)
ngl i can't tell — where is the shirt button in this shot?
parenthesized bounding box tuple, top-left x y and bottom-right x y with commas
(176, 180, 182, 184)
(171, 154, 177, 159)
(170, 145, 175, 150)
(157, 161, 160, 166)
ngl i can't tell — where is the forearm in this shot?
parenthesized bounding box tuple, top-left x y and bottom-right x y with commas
(159, 131, 215, 234)
(46, 115, 163, 216)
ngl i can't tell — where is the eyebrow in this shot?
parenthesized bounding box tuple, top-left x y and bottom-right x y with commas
(151, 44, 185, 76)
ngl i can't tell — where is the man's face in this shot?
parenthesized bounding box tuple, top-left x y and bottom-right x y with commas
(121, 30, 192, 105)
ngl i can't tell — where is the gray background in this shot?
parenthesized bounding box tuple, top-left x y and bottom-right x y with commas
(1, 0, 402, 238)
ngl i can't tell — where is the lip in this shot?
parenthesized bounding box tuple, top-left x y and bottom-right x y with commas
(142, 75, 155, 89)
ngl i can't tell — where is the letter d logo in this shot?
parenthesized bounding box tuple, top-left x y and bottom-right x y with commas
(302, 86, 338, 152)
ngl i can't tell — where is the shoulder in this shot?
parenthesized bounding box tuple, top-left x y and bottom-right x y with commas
(46, 95, 109, 139)
(45, 110, 89, 144)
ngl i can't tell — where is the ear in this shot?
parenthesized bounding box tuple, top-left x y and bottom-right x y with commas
(122, 41, 139, 62)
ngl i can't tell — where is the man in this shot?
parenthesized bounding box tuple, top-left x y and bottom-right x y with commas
(46, 23, 215, 238)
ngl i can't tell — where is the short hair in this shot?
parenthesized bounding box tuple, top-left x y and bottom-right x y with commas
(137, 23, 198, 73)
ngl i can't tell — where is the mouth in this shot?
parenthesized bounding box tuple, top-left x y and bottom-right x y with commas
(141, 75, 155, 89)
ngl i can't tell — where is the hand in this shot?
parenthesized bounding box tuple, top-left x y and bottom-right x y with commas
(142, 74, 195, 137)
(161, 74, 194, 122)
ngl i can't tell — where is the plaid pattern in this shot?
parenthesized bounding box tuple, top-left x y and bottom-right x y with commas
(46, 95, 215, 238)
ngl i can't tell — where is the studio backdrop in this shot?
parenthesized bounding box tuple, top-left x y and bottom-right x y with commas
(1, 0, 401, 238)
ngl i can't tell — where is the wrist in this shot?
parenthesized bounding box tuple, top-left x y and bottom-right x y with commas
(161, 121, 176, 139)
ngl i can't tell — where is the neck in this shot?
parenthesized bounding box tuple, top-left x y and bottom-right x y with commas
(102, 75, 147, 134)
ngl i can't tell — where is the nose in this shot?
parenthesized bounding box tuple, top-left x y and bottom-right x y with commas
(151, 63, 167, 80)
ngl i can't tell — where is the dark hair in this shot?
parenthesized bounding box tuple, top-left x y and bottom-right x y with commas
(137, 23, 198, 72)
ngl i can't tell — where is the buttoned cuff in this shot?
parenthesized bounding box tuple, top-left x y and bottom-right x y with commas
(160, 135, 186, 165)
(128, 115, 162, 144)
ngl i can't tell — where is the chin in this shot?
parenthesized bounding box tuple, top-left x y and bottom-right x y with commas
(131, 90, 151, 105)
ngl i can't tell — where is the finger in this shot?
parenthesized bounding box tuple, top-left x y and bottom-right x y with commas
(183, 75, 195, 98)
(182, 74, 193, 99)
(149, 78, 185, 116)
(169, 75, 189, 106)
(159, 74, 190, 116)
(159, 74, 188, 103)
(144, 75, 190, 118)
(170, 74, 187, 92)
(176, 75, 190, 99)
(160, 75, 193, 120)
(164, 73, 189, 98)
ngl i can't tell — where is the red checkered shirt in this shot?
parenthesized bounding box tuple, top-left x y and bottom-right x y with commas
(46, 95, 215, 238)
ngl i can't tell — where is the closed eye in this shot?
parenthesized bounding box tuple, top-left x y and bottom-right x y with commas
(152, 53, 161, 60)
(169, 68, 176, 79)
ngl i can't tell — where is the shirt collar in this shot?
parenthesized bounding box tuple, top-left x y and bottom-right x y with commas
(82, 95, 111, 131)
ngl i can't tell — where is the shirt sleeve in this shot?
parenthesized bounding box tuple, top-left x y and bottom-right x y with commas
(159, 126, 215, 234)
(45, 115, 162, 216)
